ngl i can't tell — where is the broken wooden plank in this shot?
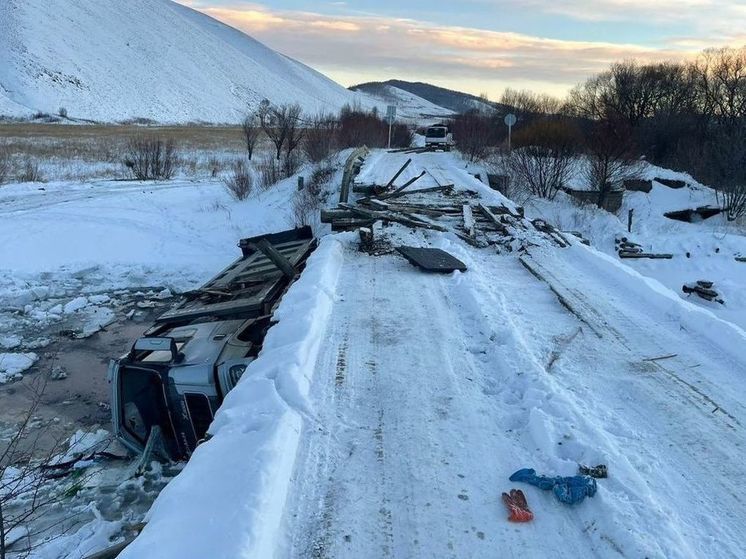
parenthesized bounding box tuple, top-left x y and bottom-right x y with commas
(330, 218, 375, 231)
(386, 185, 451, 200)
(519, 256, 604, 339)
(361, 201, 458, 218)
(339, 203, 448, 232)
(320, 208, 357, 222)
(379, 170, 427, 200)
(643, 354, 678, 362)
(619, 252, 673, 259)
(248, 238, 298, 279)
(531, 219, 568, 248)
(385, 158, 412, 188)
(352, 184, 380, 195)
(477, 203, 510, 235)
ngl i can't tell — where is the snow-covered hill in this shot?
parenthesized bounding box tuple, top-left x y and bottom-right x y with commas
(0, 0, 366, 123)
(350, 83, 454, 122)
(353, 80, 500, 115)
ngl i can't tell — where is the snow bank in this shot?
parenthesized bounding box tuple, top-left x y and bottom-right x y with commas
(120, 236, 345, 559)
(524, 167, 746, 331)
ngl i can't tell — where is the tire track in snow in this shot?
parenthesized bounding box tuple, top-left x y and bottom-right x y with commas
(454, 244, 746, 557)
(285, 245, 506, 558)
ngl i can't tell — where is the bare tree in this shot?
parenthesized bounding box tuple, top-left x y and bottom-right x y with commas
(123, 136, 177, 180)
(505, 119, 580, 199)
(582, 119, 639, 209)
(260, 103, 303, 162)
(695, 127, 746, 221)
(241, 114, 262, 161)
(450, 110, 494, 161)
(0, 148, 10, 185)
(501, 88, 563, 117)
(303, 113, 338, 163)
(256, 155, 282, 190)
(284, 105, 305, 176)
(695, 47, 746, 129)
(291, 188, 320, 228)
(223, 159, 254, 201)
(17, 158, 43, 183)
(336, 104, 387, 148)
(1, 374, 75, 559)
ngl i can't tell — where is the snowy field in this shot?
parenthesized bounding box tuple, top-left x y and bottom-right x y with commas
(2, 148, 745, 557)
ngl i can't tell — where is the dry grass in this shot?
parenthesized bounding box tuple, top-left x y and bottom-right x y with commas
(0, 123, 255, 160)
(0, 123, 274, 181)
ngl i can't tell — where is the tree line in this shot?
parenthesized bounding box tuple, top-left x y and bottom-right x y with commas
(452, 46, 746, 219)
(241, 100, 412, 168)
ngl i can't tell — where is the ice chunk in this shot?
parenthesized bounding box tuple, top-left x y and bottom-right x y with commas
(64, 296, 89, 313)
(0, 352, 38, 383)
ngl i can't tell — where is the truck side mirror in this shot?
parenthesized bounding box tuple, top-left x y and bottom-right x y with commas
(131, 337, 180, 362)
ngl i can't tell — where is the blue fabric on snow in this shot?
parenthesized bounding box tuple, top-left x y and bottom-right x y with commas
(509, 468, 597, 505)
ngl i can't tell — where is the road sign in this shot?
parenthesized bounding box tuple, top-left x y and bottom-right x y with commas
(386, 105, 397, 125)
(504, 113, 517, 151)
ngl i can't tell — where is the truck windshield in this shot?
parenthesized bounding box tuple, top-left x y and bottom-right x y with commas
(426, 128, 447, 138)
(119, 365, 178, 453)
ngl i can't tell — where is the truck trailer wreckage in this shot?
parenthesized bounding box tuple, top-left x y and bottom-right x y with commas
(108, 227, 317, 462)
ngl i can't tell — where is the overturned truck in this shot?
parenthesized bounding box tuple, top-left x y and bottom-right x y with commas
(108, 227, 317, 461)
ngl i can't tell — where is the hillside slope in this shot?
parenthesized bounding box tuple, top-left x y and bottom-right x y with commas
(353, 80, 500, 114)
(350, 83, 454, 121)
(0, 0, 363, 123)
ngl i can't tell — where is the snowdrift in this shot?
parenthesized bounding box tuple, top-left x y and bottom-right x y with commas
(119, 236, 345, 559)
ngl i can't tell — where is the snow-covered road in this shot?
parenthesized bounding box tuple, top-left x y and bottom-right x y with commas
(281, 235, 746, 558)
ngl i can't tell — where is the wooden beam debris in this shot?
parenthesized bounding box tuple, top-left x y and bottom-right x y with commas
(385, 184, 452, 200)
(477, 204, 510, 236)
(250, 238, 298, 279)
(320, 208, 357, 222)
(379, 170, 427, 200)
(531, 219, 570, 248)
(385, 158, 412, 189)
(619, 252, 673, 259)
(643, 354, 678, 362)
(339, 203, 449, 232)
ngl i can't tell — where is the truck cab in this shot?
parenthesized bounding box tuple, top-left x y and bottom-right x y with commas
(109, 227, 317, 461)
(424, 125, 453, 150)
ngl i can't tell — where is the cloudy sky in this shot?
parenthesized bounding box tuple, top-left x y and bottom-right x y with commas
(177, 1, 746, 98)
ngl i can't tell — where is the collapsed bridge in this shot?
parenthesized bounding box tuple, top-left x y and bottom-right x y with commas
(116, 149, 746, 559)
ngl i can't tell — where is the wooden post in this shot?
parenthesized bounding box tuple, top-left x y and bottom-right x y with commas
(627, 208, 634, 233)
(297, 176, 304, 191)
